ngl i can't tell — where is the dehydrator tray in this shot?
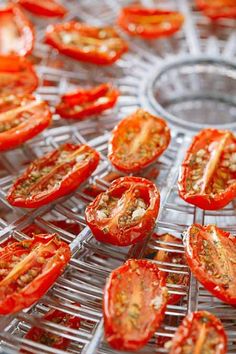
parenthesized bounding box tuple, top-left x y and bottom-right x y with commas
(0, 0, 236, 353)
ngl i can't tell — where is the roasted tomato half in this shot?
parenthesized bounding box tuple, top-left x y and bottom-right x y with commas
(56, 83, 119, 120)
(184, 224, 236, 305)
(108, 109, 171, 173)
(7, 143, 100, 208)
(23, 308, 80, 351)
(0, 55, 38, 96)
(170, 311, 227, 354)
(85, 176, 160, 246)
(18, 0, 67, 18)
(196, 0, 236, 19)
(0, 95, 52, 151)
(45, 22, 128, 65)
(0, 5, 34, 56)
(146, 233, 188, 305)
(0, 233, 70, 315)
(104, 259, 168, 351)
(178, 128, 236, 210)
(118, 6, 184, 39)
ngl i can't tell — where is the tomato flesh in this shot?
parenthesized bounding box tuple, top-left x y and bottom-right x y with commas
(85, 176, 160, 246)
(45, 22, 128, 65)
(108, 109, 171, 173)
(19, 0, 67, 18)
(170, 311, 227, 354)
(56, 83, 119, 120)
(184, 224, 236, 305)
(178, 128, 236, 210)
(104, 259, 168, 351)
(7, 143, 100, 208)
(196, 0, 236, 19)
(118, 7, 184, 39)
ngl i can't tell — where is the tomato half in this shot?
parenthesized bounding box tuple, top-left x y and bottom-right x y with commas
(7, 143, 100, 208)
(45, 22, 128, 65)
(18, 0, 67, 18)
(146, 233, 188, 305)
(0, 5, 34, 56)
(170, 311, 227, 354)
(178, 128, 236, 210)
(85, 176, 160, 246)
(184, 224, 236, 305)
(0, 95, 52, 151)
(56, 83, 119, 120)
(0, 233, 70, 315)
(104, 259, 168, 351)
(23, 308, 80, 351)
(108, 109, 171, 173)
(0, 55, 38, 96)
(196, 0, 236, 19)
(118, 7, 184, 39)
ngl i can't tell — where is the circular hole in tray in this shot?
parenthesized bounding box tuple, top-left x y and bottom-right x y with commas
(147, 57, 236, 131)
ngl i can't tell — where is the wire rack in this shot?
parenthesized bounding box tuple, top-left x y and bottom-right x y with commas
(0, 0, 236, 353)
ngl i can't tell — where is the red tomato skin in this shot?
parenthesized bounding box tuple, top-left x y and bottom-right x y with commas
(7, 144, 100, 208)
(56, 83, 119, 120)
(0, 99, 52, 152)
(184, 224, 236, 306)
(0, 5, 34, 57)
(178, 129, 236, 210)
(0, 234, 71, 315)
(18, 0, 67, 18)
(117, 7, 184, 39)
(85, 176, 160, 246)
(196, 0, 236, 19)
(45, 22, 128, 65)
(170, 311, 227, 354)
(103, 259, 168, 351)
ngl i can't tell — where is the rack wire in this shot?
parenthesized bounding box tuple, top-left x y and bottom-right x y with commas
(0, 0, 236, 353)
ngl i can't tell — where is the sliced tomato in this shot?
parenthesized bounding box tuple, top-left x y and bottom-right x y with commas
(0, 55, 38, 97)
(0, 236, 16, 249)
(178, 128, 236, 210)
(196, 0, 236, 19)
(23, 308, 80, 351)
(184, 224, 236, 305)
(170, 311, 227, 354)
(0, 5, 34, 56)
(85, 176, 160, 246)
(7, 143, 100, 208)
(45, 22, 128, 65)
(0, 95, 52, 151)
(18, 0, 67, 18)
(56, 83, 119, 120)
(146, 233, 188, 305)
(104, 259, 168, 351)
(0, 233, 70, 315)
(108, 109, 171, 173)
(118, 6, 184, 39)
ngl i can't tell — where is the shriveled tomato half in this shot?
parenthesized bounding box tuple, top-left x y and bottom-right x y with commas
(85, 176, 160, 246)
(18, 0, 67, 18)
(170, 311, 227, 354)
(196, 0, 236, 19)
(118, 6, 184, 39)
(56, 83, 119, 120)
(104, 259, 168, 351)
(0, 95, 52, 151)
(178, 128, 236, 210)
(146, 233, 188, 305)
(108, 109, 171, 173)
(45, 22, 128, 65)
(0, 233, 70, 315)
(0, 5, 34, 56)
(23, 308, 80, 351)
(0, 55, 38, 96)
(184, 224, 236, 305)
(7, 143, 100, 208)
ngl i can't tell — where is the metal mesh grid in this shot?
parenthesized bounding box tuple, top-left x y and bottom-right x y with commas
(0, 0, 236, 353)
